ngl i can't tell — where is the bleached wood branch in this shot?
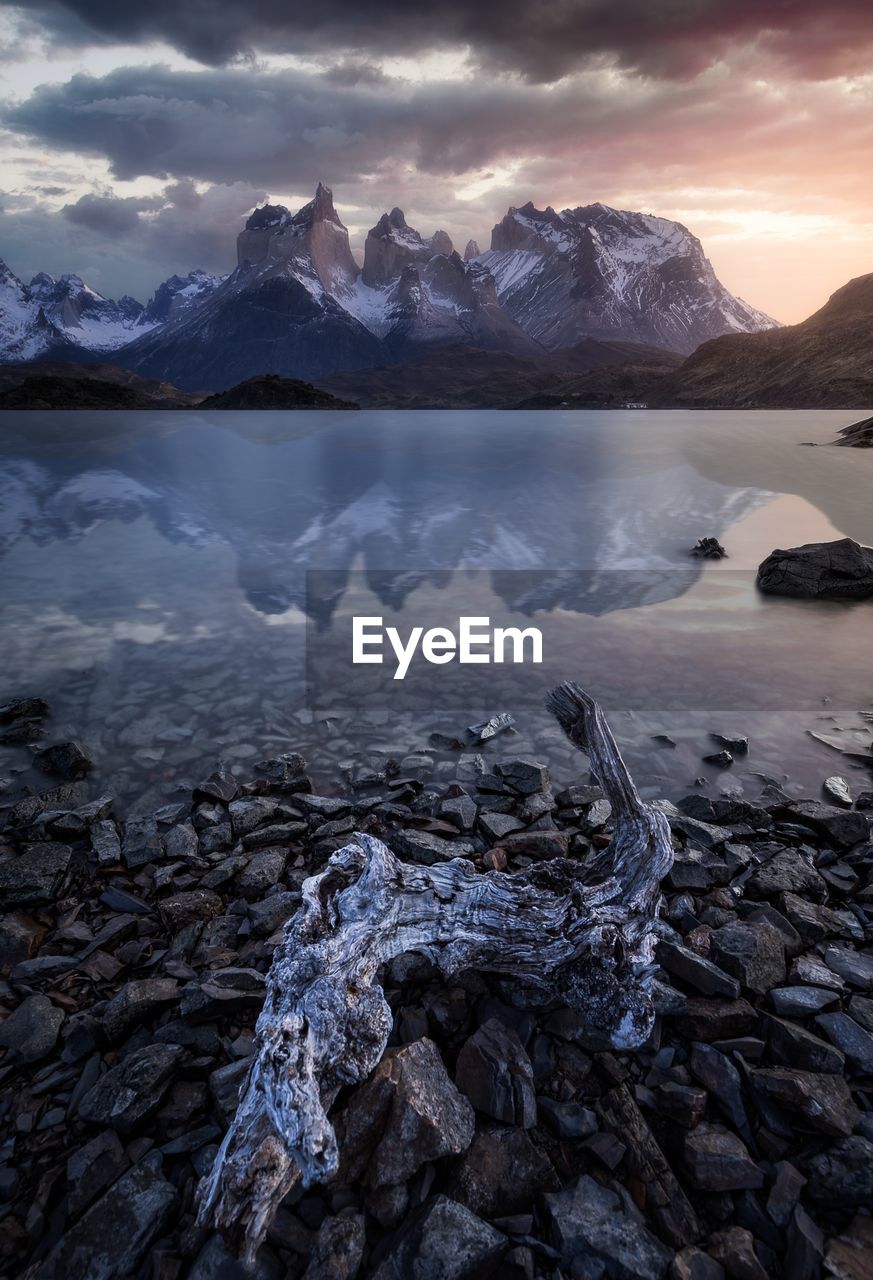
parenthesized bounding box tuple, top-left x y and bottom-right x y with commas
(196, 682, 673, 1265)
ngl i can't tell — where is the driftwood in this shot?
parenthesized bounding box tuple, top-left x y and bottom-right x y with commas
(196, 682, 674, 1264)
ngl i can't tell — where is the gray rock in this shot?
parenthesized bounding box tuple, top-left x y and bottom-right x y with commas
(689, 1043, 750, 1139)
(248, 891, 298, 937)
(237, 847, 287, 895)
(90, 820, 122, 867)
(779, 892, 856, 943)
(193, 769, 239, 803)
(339, 1037, 474, 1189)
(683, 1124, 763, 1191)
(78, 1043, 183, 1131)
(495, 758, 549, 796)
(751, 1068, 859, 1136)
(302, 1211, 365, 1280)
(823, 945, 873, 990)
(667, 847, 731, 892)
(37, 1157, 176, 1280)
(390, 830, 475, 865)
(803, 1135, 873, 1208)
(0, 842, 71, 907)
(708, 1226, 768, 1280)
(0, 993, 64, 1063)
(439, 794, 477, 832)
(815, 1011, 873, 1075)
(102, 978, 180, 1041)
(66, 1131, 129, 1217)
(162, 822, 199, 860)
(33, 741, 93, 780)
(542, 1173, 671, 1279)
(746, 847, 827, 900)
(370, 1195, 505, 1280)
(849, 994, 873, 1033)
(478, 811, 524, 842)
(10, 954, 77, 985)
(455, 1018, 536, 1128)
(537, 1098, 598, 1139)
(773, 801, 870, 850)
(449, 1124, 558, 1218)
(766, 1159, 806, 1229)
(823, 775, 853, 807)
(657, 939, 740, 998)
(757, 538, 873, 600)
(785, 1205, 824, 1280)
(768, 986, 838, 1017)
(709, 920, 786, 995)
(764, 1014, 845, 1074)
(180, 967, 265, 1023)
(670, 1247, 726, 1280)
(0, 912, 40, 975)
(228, 796, 282, 837)
(121, 816, 160, 868)
(209, 1058, 249, 1124)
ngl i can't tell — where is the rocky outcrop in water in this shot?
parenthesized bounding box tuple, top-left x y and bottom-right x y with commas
(197, 374, 359, 410)
(757, 538, 873, 601)
(834, 415, 873, 447)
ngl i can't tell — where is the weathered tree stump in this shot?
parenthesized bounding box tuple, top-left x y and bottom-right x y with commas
(196, 682, 674, 1264)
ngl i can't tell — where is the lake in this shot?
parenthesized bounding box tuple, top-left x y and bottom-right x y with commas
(1, 408, 871, 813)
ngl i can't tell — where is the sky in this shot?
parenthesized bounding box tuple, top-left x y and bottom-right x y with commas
(1, 2, 872, 322)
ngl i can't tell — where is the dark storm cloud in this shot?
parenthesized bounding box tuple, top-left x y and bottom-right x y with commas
(1, 61, 691, 187)
(9, 0, 873, 81)
(61, 190, 162, 233)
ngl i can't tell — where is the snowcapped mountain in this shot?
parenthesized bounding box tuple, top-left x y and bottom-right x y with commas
(118, 185, 534, 389)
(478, 201, 777, 354)
(0, 188, 779, 386)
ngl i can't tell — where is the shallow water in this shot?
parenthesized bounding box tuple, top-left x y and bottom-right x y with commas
(0, 407, 871, 811)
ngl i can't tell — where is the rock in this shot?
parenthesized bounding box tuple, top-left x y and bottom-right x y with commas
(803, 1135, 873, 1208)
(757, 538, 873, 600)
(78, 1043, 183, 1131)
(815, 1011, 873, 1075)
(162, 822, 199, 860)
(0, 993, 64, 1063)
(33, 741, 93, 779)
(208, 1058, 249, 1124)
(449, 1125, 559, 1218)
(180, 968, 265, 1023)
(707, 1225, 768, 1280)
(766, 1160, 806, 1228)
(10, 954, 77, 985)
(670, 1248, 726, 1280)
(237, 848, 287, 895)
(689, 1043, 751, 1139)
(455, 1018, 537, 1127)
(746, 847, 828, 900)
(823, 945, 873, 991)
(0, 842, 71, 907)
(37, 1157, 176, 1280)
(478, 812, 524, 842)
(691, 537, 727, 559)
(683, 1125, 763, 1191)
(764, 1014, 846, 1074)
(676, 998, 757, 1042)
(159, 888, 223, 929)
(370, 1195, 505, 1280)
(823, 775, 854, 807)
(121, 816, 161, 869)
(657, 939, 740, 998)
(667, 846, 732, 892)
(499, 829, 570, 859)
(785, 1205, 824, 1280)
(542, 1173, 672, 1279)
(537, 1098, 598, 1139)
(0, 695, 49, 724)
(193, 769, 239, 803)
(772, 801, 870, 850)
(302, 1211, 365, 1280)
(751, 1068, 859, 1136)
(439, 794, 477, 832)
(66, 1131, 129, 1217)
(102, 978, 180, 1041)
(390, 830, 475, 865)
(0, 912, 41, 975)
(248, 891, 298, 937)
(779, 892, 855, 943)
(703, 750, 734, 769)
(709, 921, 786, 995)
(768, 985, 838, 1017)
(339, 1038, 474, 1189)
(90, 820, 122, 866)
(709, 734, 749, 755)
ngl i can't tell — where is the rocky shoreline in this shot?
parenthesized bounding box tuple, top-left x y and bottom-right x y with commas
(1, 695, 872, 1280)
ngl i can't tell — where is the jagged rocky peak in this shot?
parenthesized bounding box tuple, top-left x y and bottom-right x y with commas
(143, 269, 224, 324)
(481, 198, 777, 353)
(362, 207, 454, 287)
(236, 183, 359, 296)
(464, 239, 481, 261)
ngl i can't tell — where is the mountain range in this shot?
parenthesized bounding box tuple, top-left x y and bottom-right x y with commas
(0, 184, 778, 393)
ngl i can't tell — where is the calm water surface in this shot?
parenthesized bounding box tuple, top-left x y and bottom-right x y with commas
(0, 408, 871, 811)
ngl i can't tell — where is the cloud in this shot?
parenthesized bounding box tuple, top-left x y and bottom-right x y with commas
(11, 0, 873, 83)
(61, 190, 162, 233)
